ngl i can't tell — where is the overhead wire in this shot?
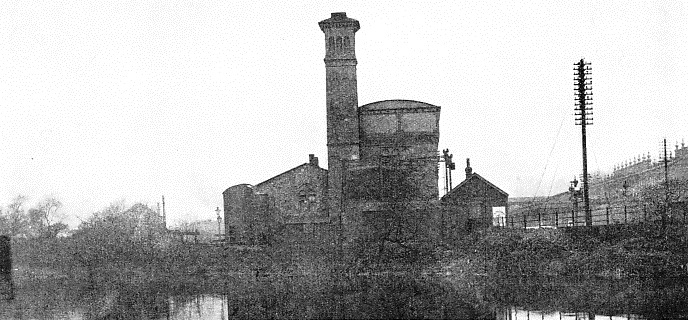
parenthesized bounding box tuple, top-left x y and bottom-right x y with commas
(530, 108, 568, 208)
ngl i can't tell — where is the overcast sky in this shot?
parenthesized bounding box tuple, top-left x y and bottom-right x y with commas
(1, 1, 686, 227)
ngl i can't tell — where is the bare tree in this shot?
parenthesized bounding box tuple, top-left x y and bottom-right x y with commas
(1, 195, 29, 237)
(28, 197, 67, 238)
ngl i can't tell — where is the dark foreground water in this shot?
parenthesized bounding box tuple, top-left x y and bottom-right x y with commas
(0, 272, 686, 319)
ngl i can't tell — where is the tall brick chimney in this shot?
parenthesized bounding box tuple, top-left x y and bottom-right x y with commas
(319, 12, 361, 217)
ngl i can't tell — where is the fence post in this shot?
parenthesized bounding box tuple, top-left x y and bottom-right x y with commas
(523, 215, 527, 230)
(624, 205, 627, 224)
(538, 211, 541, 228)
(644, 204, 647, 222)
(571, 210, 575, 227)
(555, 210, 559, 228)
(606, 207, 610, 225)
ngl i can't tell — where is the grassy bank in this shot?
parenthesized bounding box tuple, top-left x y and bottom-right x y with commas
(453, 223, 688, 279)
(10, 236, 350, 284)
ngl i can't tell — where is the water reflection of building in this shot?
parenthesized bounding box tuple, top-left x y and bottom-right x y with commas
(496, 307, 645, 320)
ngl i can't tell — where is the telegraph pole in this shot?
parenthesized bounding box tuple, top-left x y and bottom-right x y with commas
(574, 59, 593, 227)
(662, 138, 670, 222)
(162, 195, 167, 230)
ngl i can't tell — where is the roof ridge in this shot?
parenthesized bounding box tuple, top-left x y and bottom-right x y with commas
(255, 162, 327, 188)
(442, 172, 508, 200)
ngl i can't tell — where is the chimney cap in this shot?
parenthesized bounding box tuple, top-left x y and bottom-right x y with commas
(319, 12, 360, 32)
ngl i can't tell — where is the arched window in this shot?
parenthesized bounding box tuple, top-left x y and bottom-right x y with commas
(344, 36, 350, 47)
(328, 37, 334, 52)
(298, 192, 308, 213)
(336, 37, 343, 51)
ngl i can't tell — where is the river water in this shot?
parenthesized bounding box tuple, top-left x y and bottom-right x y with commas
(0, 273, 686, 319)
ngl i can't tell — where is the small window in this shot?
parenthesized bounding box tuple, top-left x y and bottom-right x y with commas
(328, 37, 334, 51)
(344, 36, 350, 47)
(298, 194, 308, 213)
(307, 193, 317, 211)
(336, 37, 343, 51)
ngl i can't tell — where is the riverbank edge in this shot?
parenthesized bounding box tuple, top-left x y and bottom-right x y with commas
(450, 223, 688, 280)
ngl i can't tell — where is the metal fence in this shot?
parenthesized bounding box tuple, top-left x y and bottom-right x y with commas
(503, 203, 688, 229)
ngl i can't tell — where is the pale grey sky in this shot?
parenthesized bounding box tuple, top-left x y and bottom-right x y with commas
(1, 1, 686, 227)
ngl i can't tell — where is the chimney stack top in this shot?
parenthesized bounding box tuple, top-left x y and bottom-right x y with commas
(309, 154, 319, 167)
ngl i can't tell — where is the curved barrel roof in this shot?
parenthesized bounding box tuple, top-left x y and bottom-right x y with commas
(359, 100, 440, 113)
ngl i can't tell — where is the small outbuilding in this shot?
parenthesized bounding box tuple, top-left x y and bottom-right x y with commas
(440, 159, 509, 234)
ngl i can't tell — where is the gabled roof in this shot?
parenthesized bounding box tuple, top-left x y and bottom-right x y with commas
(441, 173, 508, 201)
(254, 163, 327, 188)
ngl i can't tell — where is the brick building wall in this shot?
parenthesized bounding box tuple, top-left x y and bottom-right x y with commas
(221, 13, 446, 247)
(357, 100, 441, 203)
(223, 184, 263, 244)
(254, 160, 329, 225)
(441, 172, 509, 232)
(223, 156, 329, 244)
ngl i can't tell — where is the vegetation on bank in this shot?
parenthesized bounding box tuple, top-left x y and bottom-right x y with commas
(7, 195, 688, 285)
(6, 200, 688, 319)
(9, 200, 422, 282)
(460, 223, 688, 279)
(0, 195, 67, 239)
